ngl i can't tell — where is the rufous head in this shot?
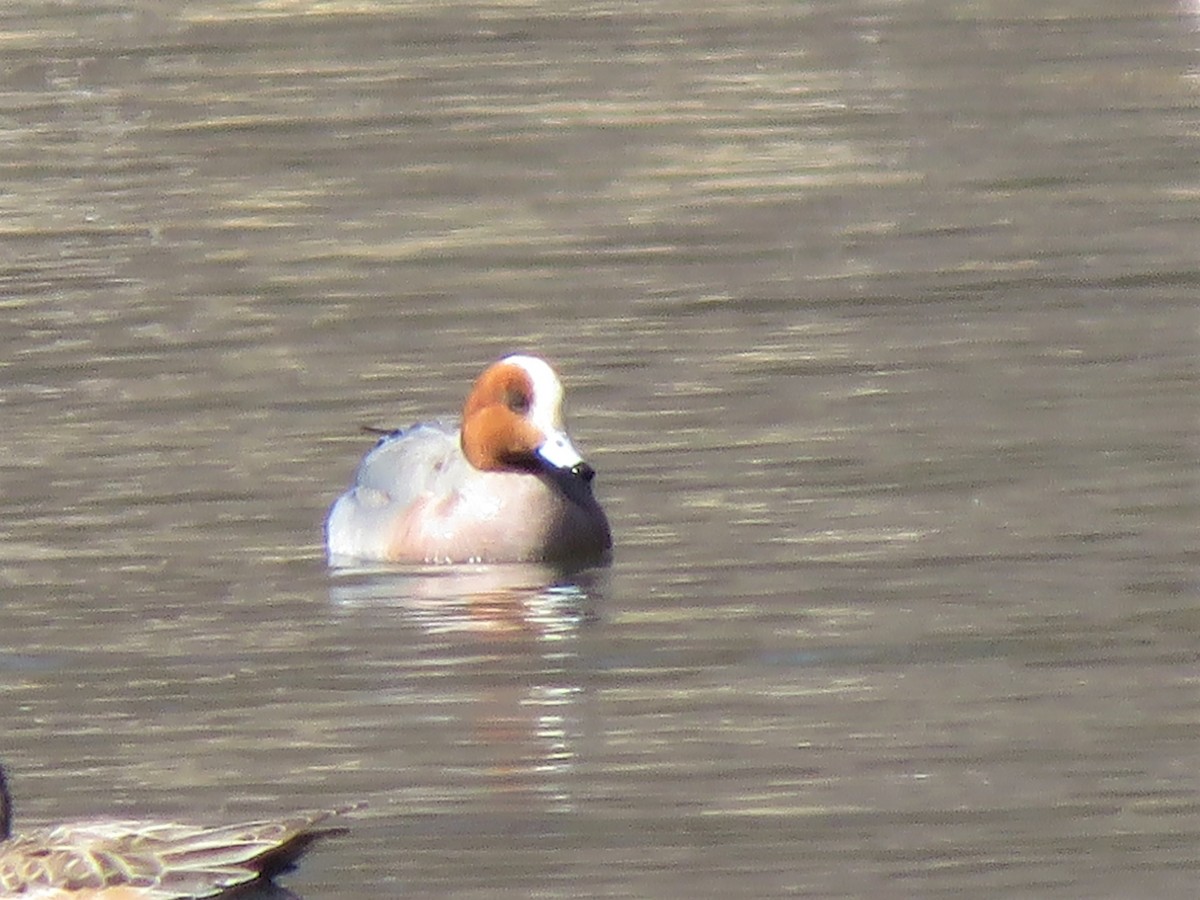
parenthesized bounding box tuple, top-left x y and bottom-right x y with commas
(460, 355, 595, 482)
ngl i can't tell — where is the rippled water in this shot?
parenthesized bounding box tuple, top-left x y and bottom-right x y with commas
(2, 1, 1199, 897)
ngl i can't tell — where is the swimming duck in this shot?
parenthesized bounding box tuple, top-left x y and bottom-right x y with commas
(326, 355, 612, 564)
(0, 763, 353, 899)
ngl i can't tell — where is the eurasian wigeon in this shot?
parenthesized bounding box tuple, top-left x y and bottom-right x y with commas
(325, 354, 612, 565)
(0, 762, 355, 899)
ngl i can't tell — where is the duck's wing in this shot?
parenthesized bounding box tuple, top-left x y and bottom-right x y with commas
(0, 808, 351, 899)
(353, 421, 462, 501)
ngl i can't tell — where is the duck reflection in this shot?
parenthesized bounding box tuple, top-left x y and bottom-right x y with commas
(327, 561, 603, 637)
(328, 562, 607, 812)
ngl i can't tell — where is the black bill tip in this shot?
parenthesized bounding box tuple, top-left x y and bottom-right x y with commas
(570, 462, 596, 483)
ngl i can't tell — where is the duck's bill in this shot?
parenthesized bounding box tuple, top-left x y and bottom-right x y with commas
(536, 433, 594, 481)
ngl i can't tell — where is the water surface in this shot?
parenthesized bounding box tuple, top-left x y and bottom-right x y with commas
(2, 1, 1199, 897)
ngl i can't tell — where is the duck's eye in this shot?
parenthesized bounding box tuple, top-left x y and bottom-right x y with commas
(505, 389, 531, 414)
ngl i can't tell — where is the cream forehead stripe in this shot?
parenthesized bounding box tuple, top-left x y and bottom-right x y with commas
(502, 354, 566, 430)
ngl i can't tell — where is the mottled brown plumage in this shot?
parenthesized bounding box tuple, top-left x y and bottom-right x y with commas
(0, 764, 355, 899)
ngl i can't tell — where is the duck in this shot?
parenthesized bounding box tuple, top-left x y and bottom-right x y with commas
(0, 762, 354, 899)
(325, 354, 612, 565)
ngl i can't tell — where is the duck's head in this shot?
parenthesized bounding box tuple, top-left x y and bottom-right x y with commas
(460, 355, 596, 484)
